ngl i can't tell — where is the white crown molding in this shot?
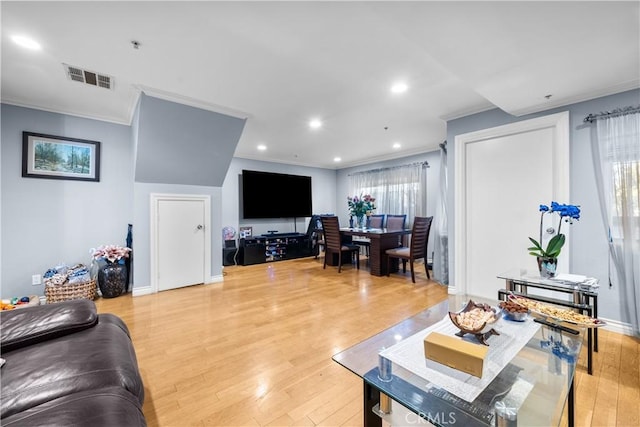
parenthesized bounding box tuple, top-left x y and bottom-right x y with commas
(507, 80, 640, 117)
(135, 85, 251, 120)
(440, 102, 496, 122)
(0, 98, 131, 125)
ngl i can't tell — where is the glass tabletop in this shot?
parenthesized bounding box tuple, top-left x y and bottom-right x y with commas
(332, 295, 584, 427)
(497, 269, 599, 294)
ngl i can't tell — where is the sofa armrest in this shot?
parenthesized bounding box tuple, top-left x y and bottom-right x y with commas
(1, 299, 97, 353)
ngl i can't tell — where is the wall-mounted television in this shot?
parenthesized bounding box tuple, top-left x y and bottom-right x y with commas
(241, 170, 312, 219)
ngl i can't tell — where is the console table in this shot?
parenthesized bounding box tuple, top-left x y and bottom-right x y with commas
(497, 269, 599, 375)
(333, 295, 584, 427)
(238, 233, 312, 265)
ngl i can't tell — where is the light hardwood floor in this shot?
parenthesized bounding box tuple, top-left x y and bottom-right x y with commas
(94, 257, 639, 427)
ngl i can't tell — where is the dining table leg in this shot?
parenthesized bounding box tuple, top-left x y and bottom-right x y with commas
(369, 235, 401, 276)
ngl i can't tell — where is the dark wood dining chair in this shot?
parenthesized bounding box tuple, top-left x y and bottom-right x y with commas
(369, 214, 385, 229)
(385, 216, 433, 282)
(385, 214, 406, 231)
(320, 216, 360, 272)
(308, 214, 328, 259)
(352, 214, 385, 257)
(385, 214, 407, 246)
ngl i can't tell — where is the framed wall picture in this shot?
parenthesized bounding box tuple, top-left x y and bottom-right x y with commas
(239, 226, 253, 238)
(22, 131, 101, 182)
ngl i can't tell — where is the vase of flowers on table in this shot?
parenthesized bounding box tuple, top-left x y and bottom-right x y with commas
(527, 202, 580, 278)
(91, 244, 132, 298)
(347, 194, 376, 229)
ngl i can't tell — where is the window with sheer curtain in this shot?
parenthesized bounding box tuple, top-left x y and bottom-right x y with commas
(592, 109, 640, 336)
(348, 162, 427, 227)
(610, 160, 640, 240)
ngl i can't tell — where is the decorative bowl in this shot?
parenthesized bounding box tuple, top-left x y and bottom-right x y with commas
(448, 300, 500, 335)
(502, 309, 529, 322)
(499, 300, 529, 322)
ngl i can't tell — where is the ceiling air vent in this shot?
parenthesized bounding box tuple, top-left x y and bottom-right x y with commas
(63, 63, 114, 90)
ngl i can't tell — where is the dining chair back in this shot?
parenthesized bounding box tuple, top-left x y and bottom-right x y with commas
(385, 216, 433, 282)
(320, 216, 360, 272)
(385, 214, 406, 231)
(385, 214, 407, 246)
(309, 214, 332, 258)
(369, 214, 385, 229)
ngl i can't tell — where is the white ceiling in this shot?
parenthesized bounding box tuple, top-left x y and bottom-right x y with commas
(2, 1, 639, 169)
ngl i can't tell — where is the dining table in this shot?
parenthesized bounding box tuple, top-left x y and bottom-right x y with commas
(339, 227, 412, 276)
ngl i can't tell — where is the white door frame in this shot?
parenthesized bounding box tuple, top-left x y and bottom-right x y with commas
(452, 112, 570, 295)
(150, 193, 211, 294)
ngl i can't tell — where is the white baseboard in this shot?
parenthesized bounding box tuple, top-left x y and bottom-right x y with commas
(447, 285, 459, 295)
(600, 316, 635, 336)
(131, 276, 223, 297)
(209, 274, 224, 284)
(132, 286, 152, 297)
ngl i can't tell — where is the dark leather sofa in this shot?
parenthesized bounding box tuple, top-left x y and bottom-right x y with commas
(0, 299, 146, 426)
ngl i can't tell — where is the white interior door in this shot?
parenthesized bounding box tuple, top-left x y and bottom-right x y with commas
(152, 195, 211, 292)
(454, 112, 570, 299)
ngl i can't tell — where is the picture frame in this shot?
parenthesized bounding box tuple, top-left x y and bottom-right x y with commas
(239, 226, 253, 238)
(22, 131, 100, 182)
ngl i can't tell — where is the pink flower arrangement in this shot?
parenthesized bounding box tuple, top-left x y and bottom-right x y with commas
(347, 194, 376, 217)
(91, 245, 131, 263)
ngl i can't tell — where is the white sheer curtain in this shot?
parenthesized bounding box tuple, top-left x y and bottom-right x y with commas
(591, 109, 640, 336)
(348, 162, 427, 227)
(433, 143, 449, 285)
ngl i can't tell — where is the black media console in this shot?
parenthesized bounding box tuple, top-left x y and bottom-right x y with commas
(238, 233, 313, 265)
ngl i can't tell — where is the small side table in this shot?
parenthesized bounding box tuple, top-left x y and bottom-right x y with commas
(497, 269, 599, 375)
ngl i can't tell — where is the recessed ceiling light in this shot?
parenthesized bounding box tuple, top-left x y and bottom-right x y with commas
(333, 157, 341, 162)
(11, 35, 41, 50)
(392, 142, 401, 149)
(391, 82, 408, 94)
(309, 119, 322, 129)
(257, 144, 267, 151)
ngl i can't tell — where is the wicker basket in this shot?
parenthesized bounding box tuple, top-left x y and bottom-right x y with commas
(45, 280, 97, 303)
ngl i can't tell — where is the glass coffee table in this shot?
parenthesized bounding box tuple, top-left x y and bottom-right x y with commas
(332, 295, 583, 427)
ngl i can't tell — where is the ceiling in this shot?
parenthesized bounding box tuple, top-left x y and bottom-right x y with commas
(2, 2, 639, 169)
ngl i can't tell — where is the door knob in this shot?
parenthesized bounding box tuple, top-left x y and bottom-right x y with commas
(197, 225, 204, 230)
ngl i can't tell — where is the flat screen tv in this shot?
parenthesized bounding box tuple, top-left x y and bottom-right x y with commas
(241, 170, 312, 219)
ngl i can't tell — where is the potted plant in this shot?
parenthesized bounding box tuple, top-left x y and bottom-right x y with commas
(527, 202, 580, 277)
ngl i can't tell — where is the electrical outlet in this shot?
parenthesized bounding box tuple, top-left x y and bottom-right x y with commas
(32, 274, 41, 285)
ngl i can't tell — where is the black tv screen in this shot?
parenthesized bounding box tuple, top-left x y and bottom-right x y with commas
(241, 170, 312, 219)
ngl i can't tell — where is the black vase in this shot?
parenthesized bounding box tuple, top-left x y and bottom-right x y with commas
(98, 263, 127, 298)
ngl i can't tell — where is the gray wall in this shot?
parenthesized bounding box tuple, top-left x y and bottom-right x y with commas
(1, 97, 247, 297)
(1, 104, 133, 298)
(131, 94, 245, 287)
(447, 88, 640, 323)
(222, 158, 337, 238)
(135, 93, 245, 186)
(132, 182, 222, 288)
